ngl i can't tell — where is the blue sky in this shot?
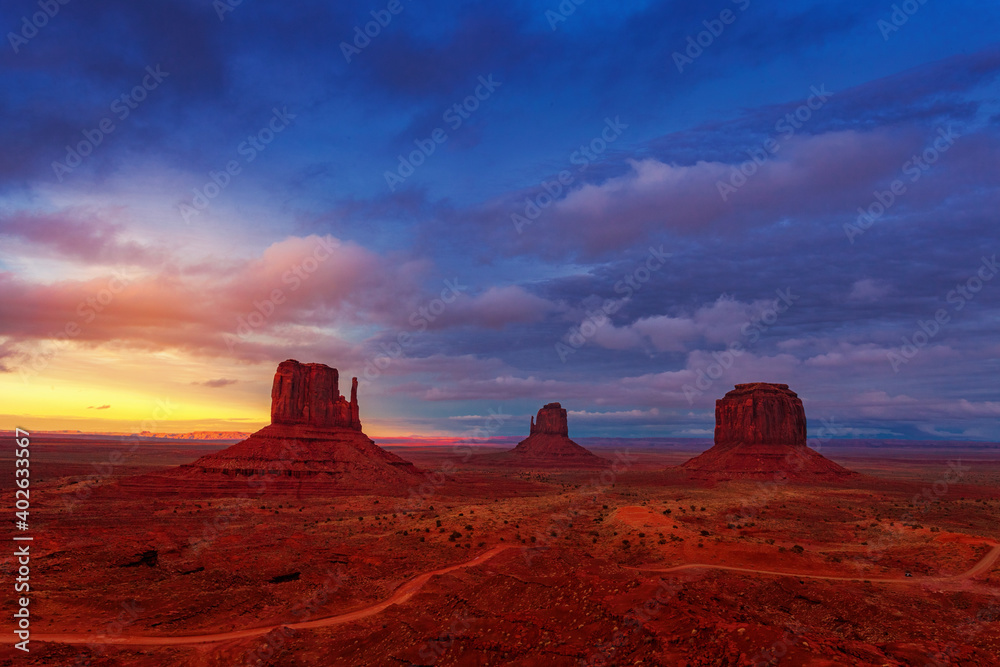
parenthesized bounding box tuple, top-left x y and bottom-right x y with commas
(1, 0, 999, 439)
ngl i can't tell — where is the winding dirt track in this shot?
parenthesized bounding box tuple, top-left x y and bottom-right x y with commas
(34, 544, 999, 647)
(633, 544, 1000, 584)
(34, 545, 514, 647)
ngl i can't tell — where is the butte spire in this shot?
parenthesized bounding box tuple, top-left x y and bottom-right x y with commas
(482, 402, 609, 468)
(173, 360, 420, 493)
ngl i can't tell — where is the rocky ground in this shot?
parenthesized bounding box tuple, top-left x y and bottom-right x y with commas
(0, 440, 998, 666)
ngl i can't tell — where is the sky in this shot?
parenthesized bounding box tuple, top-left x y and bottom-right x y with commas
(1, 0, 999, 440)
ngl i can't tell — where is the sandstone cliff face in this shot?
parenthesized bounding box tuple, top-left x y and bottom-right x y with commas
(270, 360, 361, 430)
(175, 359, 420, 491)
(714, 383, 806, 449)
(683, 382, 854, 480)
(529, 402, 570, 437)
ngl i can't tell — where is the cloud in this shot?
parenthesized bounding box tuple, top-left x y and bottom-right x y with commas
(424, 48, 1000, 264)
(194, 378, 238, 388)
(394, 349, 803, 409)
(375, 354, 507, 382)
(431, 286, 555, 330)
(0, 208, 163, 266)
(567, 408, 662, 422)
(848, 279, 893, 302)
(803, 342, 897, 368)
(533, 129, 927, 257)
(582, 295, 779, 353)
(87, 404, 111, 410)
(0, 233, 428, 363)
(848, 391, 1000, 420)
(3, 25, 1000, 440)
(403, 374, 597, 403)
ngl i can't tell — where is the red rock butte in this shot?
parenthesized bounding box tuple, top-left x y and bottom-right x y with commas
(270, 360, 361, 430)
(166, 360, 420, 493)
(682, 383, 855, 480)
(485, 403, 609, 468)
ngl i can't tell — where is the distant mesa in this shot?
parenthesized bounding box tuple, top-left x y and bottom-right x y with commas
(482, 402, 610, 469)
(136, 431, 252, 441)
(172, 360, 420, 491)
(682, 382, 855, 480)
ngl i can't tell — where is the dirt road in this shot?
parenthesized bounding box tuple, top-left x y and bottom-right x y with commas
(633, 544, 1000, 584)
(34, 543, 999, 647)
(34, 545, 514, 647)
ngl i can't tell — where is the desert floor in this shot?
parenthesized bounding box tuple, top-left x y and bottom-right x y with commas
(2, 437, 998, 666)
